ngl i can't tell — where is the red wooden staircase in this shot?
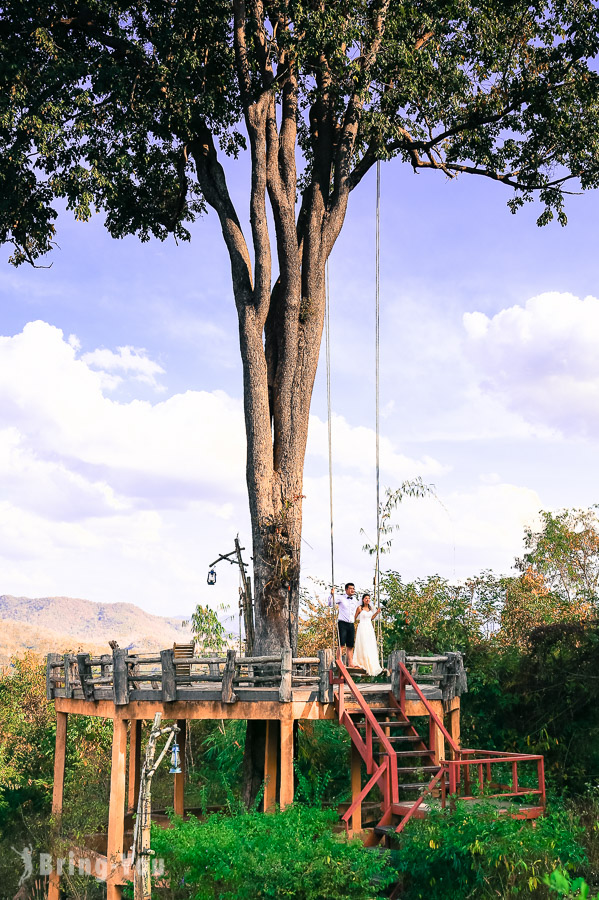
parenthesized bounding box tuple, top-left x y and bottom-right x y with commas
(334, 658, 546, 842)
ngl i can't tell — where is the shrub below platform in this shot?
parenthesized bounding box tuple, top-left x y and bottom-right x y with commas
(146, 803, 397, 900)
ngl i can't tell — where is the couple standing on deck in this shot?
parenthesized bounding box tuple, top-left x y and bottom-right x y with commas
(328, 583, 384, 676)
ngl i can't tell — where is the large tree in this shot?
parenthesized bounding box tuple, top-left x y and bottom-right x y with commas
(2, 0, 599, 660)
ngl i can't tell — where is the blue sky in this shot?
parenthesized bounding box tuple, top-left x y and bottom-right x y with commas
(1, 154, 598, 620)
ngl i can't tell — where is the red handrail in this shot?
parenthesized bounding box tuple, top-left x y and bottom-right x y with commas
(398, 661, 460, 753)
(336, 659, 399, 760)
(397, 659, 545, 810)
(335, 655, 546, 840)
(335, 659, 399, 806)
(341, 758, 389, 829)
(394, 769, 445, 834)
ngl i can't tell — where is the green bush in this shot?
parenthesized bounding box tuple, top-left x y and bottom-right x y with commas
(148, 804, 397, 899)
(393, 802, 587, 900)
(543, 869, 596, 898)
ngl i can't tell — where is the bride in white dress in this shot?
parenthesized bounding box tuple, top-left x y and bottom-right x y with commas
(353, 593, 384, 676)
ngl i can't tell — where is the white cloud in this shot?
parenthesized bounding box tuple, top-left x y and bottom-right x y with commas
(81, 344, 166, 390)
(0, 320, 550, 616)
(0, 322, 247, 507)
(464, 292, 599, 436)
(307, 413, 449, 480)
(301, 473, 542, 589)
(0, 322, 250, 614)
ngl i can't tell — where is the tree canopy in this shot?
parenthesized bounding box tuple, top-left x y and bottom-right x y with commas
(4, 1, 599, 667)
(3, 0, 599, 267)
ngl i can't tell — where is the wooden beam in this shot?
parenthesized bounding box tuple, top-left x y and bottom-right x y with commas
(449, 703, 461, 759)
(63, 653, 72, 699)
(107, 716, 128, 899)
(127, 720, 142, 812)
(279, 718, 294, 809)
(318, 649, 334, 703)
(278, 647, 292, 702)
(264, 720, 279, 813)
(48, 711, 68, 900)
(55, 692, 440, 722)
(350, 744, 362, 834)
(161, 649, 176, 702)
(46, 653, 60, 701)
(221, 649, 237, 703)
(113, 649, 129, 706)
(77, 653, 94, 701)
(174, 719, 186, 817)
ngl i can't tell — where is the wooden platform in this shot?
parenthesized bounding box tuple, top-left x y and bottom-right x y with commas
(46, 648, 466, 900)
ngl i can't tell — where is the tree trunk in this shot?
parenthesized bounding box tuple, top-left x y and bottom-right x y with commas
(244, 263, 326, 655)
(238, 260, 327, 805)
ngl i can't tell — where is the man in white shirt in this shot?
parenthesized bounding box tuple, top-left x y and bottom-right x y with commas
(328, 583, 359, 665)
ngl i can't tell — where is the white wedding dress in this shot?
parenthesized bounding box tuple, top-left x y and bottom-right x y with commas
(354, 609, 383, 676)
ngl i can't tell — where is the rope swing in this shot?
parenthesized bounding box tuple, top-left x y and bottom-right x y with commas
(325, 160, 384, 660)
(374, 160, 383, 658)
(325, 259, 338, 657)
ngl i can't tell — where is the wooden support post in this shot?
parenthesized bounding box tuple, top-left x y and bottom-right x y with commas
(431, 701, 445, 765)
(107, 716, 128, 899)
(113, 649, 130, 706)
(279, 647, 292, 702)
(350, 744, 362, 834)
(318, 649, 334, 703)
(174, 719, 186, 817)
(221, 649, 237, 704)
(264, 720, 279, 813)
(279, 719, 294, 809)
(52, 712, 68, 817)
(128, 720, 142, 812)
(388, 649, 405, 702)
(48, 711, 68, 900)
(161, 649, 176, 702)
(449, 703, 461, 757)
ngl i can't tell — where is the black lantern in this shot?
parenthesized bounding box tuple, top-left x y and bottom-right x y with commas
(169, 741, 182, 774)
(207, 568, 217, 585)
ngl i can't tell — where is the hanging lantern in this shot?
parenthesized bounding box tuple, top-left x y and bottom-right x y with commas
(169, 741, 182, 774)
(207, 568, 217, 585)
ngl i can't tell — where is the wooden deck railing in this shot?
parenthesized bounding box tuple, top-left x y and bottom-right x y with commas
(390, 651, 468, 702)
(46, 647, 335, 705)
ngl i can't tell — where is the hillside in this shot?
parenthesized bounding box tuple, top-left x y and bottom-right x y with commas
(0, 594, 193, 664)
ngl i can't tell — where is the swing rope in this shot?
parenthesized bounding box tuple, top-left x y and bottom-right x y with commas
(375, 160, 383, 658)
(325, 164, 383, 662)
(325, 259, 338, 656)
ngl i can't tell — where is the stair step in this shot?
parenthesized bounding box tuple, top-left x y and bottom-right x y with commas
(391, 802, 432, 816)
(373, 825, 396, 836)
(396, 765, 440, 775)
(397, 782, 444, 790)
(356, 721, 411, 730)
(349, 707, 399, 716)
(374, 735, 423, 743)
(395, 749, 436, 758)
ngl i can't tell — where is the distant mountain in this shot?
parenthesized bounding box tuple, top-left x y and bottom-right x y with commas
(0, 594, 193, 663)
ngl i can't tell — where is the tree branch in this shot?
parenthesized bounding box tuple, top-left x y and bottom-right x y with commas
(325, 0, 390, 249)
(189, 127, 253, 299)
